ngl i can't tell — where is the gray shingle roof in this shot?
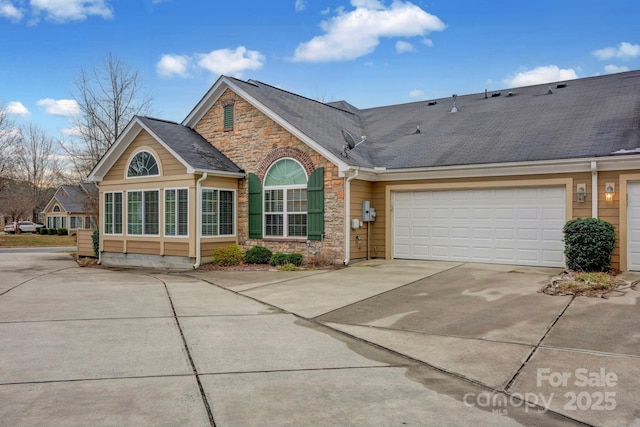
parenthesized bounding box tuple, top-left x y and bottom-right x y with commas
(229, 70, 640, 169)
(137, 116, 243, 173)
(54, 183, 98, 213)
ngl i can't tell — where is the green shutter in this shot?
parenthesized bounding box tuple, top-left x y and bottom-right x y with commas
(248, 173, 262, 238)
(307, 167, 324, 241)
(223, 105, 234, 130)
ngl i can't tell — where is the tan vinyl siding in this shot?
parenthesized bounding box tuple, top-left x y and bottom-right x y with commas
(104, 130, 187, 181)
(371, 181, 387, 259)
(164, 241, 190, 257)
(349, 179, 373, 260)
(103, 240, 124, 252)
(127, 240, 161, 255)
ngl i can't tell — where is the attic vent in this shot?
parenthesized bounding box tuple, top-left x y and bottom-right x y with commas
(556, 83, 567, 89)
(491, 92, 501, 97)
(427, 101, 437, 106)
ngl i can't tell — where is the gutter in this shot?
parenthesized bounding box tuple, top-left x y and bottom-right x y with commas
(343, 169, 359, 265)
(193, 172, 208, 269)
(591, 161, 598, 218)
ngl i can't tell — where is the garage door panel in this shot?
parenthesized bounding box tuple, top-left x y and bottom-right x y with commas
(393, 187, 566, 267)
(627, 182, 640, 271)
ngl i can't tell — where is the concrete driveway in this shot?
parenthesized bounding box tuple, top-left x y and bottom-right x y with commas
(0, 253, 638, 426)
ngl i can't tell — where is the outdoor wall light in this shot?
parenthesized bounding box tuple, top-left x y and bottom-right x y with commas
(576, 184, 586, 203)
(605, 182, 615, 202)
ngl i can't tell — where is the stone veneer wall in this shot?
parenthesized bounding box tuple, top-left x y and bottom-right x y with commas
(194, 89, 345, 265)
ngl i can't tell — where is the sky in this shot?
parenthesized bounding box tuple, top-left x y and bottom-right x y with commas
(1, 0, 639, 140)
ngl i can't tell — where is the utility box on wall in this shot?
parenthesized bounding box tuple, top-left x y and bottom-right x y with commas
(362, 200, 376, 222)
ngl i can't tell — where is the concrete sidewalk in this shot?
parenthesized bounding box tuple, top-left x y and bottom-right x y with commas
(3, 254, 639, 425)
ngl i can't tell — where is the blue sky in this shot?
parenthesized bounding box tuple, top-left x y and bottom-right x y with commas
(1, 0, 639, 140)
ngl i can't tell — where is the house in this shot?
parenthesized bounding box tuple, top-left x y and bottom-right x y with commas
(42, 183, 98, 234)
(88, 70, 640, 271)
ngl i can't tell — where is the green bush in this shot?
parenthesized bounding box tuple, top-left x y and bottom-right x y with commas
(57, 228, 68, 236)
(270, 252, 303, 266)
(39, 227, 48, 235)
(563, 218, 616, 272)
(212, 244, 243, 266)
(288, 253, 303, 266)
(269, 253, 290, 266)
(48, 228, 57, 235)
(244, 246, 273, 264)
(92, 228, 100, 258)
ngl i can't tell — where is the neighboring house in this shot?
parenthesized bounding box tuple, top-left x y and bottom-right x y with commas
(88, 70, 640, 271)
(42, 183, 98, 234)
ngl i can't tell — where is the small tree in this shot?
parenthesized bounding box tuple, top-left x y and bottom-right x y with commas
(563, 218, 616, 272)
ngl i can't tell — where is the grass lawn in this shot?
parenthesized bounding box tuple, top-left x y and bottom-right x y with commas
(0, 233, 76, 248)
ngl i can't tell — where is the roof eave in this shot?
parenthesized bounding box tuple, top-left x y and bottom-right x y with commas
(341, 154, 640, 182)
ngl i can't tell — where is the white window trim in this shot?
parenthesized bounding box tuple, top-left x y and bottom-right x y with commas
(126, 189, 161, 237)
(164, 187, 190, 238)
(200, 187, 236, 238)
(103, 191, 124, 236)
(263, 158, 308, 239)
(125, 149, 162, 179)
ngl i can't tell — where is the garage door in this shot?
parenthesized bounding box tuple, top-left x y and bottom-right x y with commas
(393, 187, 566, 267)
(627, 182, 640, 271)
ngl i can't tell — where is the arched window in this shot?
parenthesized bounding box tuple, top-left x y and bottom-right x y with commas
(263, 159, 307, 237)
(127, 151, 159, 177)
(53, 205, 61, 212)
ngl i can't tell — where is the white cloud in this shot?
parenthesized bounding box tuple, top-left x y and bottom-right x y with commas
(6, 101, 30, 116)
(196, 46, 265, 77)
(604, 64, 629, 74)
(292, 0, 446, 62)
(60, 126, 83, 137)
(156, 54, 190, 78)
(36, 98, 80, 116)
(592, 42, 640, 60)
(320, 7, 330, 14)
(409, 89, 423, 98)
(395, 40, 415, 53)
(30, 0, 113, 22)
(421, 38, 433, 47)
(0, 1, 24, 21)
(503, 65, 579, 87)
(295, 0, 306, 12)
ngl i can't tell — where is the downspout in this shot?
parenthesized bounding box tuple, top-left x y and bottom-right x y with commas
(591, 161, 598, 218)
(343, 169, 359, 265)
(193, 172, 208, 269)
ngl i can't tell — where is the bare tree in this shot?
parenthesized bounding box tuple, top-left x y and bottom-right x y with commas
(14, 123, 62, 221)
(1, 180, 33, 227)
(66, 53, 153, 178)
(0, 103, 18, 188)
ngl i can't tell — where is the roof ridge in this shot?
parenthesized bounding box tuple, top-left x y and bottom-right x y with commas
(139, 116, 182, 126)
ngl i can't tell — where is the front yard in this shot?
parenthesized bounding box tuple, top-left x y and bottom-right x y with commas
(0, 233, 76, 248)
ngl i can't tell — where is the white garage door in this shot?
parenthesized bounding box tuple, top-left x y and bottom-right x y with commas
(393, 187, 566, 267)
(627, 182, 640, 271)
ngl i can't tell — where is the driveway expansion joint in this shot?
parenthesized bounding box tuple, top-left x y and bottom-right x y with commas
(0, 266, 76, 297)
(157, 276, 217, 427)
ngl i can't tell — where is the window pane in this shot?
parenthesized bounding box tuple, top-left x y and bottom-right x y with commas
(264, 159, 307, 186)
(287, 189, 307, 212)
(104, 193, 113, 234)
(265, 214, 283, 236)
(264, 189, 283, 212)
(165, 189, 176, 235)
(288, 213, 307, 237)
(201, 189, 217, 236)
(144, 191, 159, 235)
(128, 191, 142, 235)
(127, 151, 159, 177)
(114, 193, 123, 234)
(177, 189, 188, 236)
(219, 190, 234, 235)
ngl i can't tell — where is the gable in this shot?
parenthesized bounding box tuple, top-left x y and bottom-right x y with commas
(103, 129, 186, 181)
